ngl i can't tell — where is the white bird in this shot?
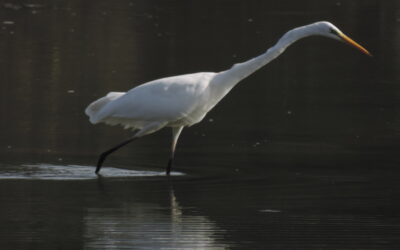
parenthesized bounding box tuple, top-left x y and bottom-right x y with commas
(85, 21, 371, 175)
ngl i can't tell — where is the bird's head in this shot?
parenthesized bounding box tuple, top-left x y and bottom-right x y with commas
(312, 21, 371, 56)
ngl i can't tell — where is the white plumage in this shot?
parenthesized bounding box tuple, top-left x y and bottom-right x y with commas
(85, 21, 370, 175)
(86, 73, 217, 130)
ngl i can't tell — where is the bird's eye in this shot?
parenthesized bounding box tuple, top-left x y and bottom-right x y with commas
(329, 28, 339, 36)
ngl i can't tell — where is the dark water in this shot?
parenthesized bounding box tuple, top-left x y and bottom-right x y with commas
(1, 0, 400, 249)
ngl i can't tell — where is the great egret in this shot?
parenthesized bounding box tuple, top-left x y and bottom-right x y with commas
(85, 21, 371, 175)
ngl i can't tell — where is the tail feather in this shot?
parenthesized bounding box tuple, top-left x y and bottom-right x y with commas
(85, 92, 125, 124)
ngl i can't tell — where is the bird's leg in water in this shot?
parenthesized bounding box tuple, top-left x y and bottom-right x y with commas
(96, 136, 137, 174)
(167, 126, 184, 175)
(166, 158, 173, 176)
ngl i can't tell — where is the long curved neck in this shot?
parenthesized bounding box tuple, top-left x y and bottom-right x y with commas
(210, 24, 316, 94)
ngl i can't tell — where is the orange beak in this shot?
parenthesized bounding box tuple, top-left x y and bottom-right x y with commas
(338, 32, 372, 56)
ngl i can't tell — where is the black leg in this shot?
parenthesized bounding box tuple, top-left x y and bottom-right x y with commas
(166, 157, 173, 176)
(166, 126, 183, 176)
(96, 137, 136, 174)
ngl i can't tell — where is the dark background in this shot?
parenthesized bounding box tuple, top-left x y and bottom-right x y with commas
(0, 1, 400, 249)
(0, 0, 398, 173)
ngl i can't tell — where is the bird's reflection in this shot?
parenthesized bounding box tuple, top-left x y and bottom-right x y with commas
(83, 183, 227, 249)
(169, 188, 183, 223)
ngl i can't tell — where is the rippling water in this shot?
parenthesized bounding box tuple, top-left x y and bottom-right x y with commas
(1, 0, 400, 249)
(0, 164, 183, 180)
(1, 158, 400, 249)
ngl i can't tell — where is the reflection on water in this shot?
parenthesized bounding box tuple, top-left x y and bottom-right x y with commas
(84, 189, 227, 249)
(1, 166, 399, 249)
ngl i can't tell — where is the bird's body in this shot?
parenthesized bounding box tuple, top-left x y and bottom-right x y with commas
(87, 72, 217, 130)
(85, 21, 370, 175)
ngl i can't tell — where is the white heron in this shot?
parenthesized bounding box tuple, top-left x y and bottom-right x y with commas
(85, 21, 371, 175)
